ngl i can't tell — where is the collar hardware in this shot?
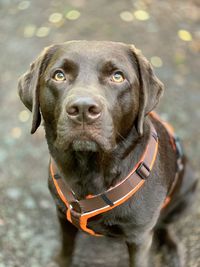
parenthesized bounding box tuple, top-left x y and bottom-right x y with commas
(69, 200, 82, 213)
(101, 194, 114, 206)
(54, 174, 61, 180)
(136, 162, 150, 180)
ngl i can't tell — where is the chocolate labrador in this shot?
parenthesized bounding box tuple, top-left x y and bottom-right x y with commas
(18, 41, 197, 267)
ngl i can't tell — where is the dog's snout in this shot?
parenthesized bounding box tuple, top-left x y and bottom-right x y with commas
(66, 97, 102, 124)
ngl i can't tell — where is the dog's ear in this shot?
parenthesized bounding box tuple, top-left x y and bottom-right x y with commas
(130, 45, 164, 135)
(18, 45, 57, 134)
(18, 56, 42, 134)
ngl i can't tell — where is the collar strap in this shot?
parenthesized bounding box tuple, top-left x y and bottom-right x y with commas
(50, 122, 158, 236)
(150, 112, 184, 209)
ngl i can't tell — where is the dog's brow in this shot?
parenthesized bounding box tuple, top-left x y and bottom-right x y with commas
(100, 61, 120, 74)
(59, 58, 79, 73)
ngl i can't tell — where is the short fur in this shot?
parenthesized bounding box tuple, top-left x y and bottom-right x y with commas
(18, 41, 197, 267)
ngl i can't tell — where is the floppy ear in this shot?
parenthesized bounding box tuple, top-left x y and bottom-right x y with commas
(18, 56, 42, 134)
(130, 45, 164, 135)
(18, 46, 56, 134)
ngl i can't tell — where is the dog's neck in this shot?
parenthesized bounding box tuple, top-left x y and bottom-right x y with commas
(47, 120, 150, 199)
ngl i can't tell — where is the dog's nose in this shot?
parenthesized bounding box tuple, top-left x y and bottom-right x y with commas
(66, 97, 102, 124)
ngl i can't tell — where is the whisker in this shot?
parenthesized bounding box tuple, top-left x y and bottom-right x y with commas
(116, 131, 127, 147)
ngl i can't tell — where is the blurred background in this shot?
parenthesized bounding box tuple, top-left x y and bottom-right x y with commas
(0, 0, 199, 266)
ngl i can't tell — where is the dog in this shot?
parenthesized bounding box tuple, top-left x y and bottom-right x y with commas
(18, 41, 197, 267)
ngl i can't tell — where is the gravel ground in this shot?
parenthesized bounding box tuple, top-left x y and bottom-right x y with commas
(0, 0, 199, 267)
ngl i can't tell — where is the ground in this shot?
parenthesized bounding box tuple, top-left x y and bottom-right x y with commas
(0, 0, 199, 266)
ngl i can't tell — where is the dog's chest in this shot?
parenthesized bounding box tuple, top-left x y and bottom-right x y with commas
(86, 205, 144, 238)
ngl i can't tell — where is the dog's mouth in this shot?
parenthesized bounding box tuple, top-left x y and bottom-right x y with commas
(55, 130, 114, 153)
(72, 139, 99, 152)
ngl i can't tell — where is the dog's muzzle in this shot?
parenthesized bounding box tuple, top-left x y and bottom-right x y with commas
(72, 140, 98, 151)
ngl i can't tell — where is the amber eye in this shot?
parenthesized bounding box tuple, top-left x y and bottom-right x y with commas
(53, 70, 66, 81)
(111, 71, 125, 83)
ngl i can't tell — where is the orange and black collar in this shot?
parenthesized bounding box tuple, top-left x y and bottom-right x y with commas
(50, 121, 159, 236)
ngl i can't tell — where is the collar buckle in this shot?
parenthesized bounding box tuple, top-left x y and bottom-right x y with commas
(136, 162, 150, 179)
(69, 200, 82, 214)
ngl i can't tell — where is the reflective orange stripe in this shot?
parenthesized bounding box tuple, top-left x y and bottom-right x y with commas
(150, 141, 158, 169)
(161, 196, 171, 209)
(86, 194, 94, 199)
(50, 164, 69, 208)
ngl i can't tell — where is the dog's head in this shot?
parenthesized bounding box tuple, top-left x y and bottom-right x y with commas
(18, 41, 163, 153)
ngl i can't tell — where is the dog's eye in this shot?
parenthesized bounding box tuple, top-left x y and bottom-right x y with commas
(53, 70, 66, 82)
(111, 71, 125, 83)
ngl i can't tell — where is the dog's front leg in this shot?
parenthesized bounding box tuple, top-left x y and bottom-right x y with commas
(126, 232, 153, 267)
(55, 210, 78, 267)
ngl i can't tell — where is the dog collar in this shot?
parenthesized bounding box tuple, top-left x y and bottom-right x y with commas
(50, 121, 158, 236)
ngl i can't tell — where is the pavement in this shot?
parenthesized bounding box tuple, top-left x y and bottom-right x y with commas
(0, 0, 199, 266)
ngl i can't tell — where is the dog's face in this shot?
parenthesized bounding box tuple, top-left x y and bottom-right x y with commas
(18, 41, 163, 153)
